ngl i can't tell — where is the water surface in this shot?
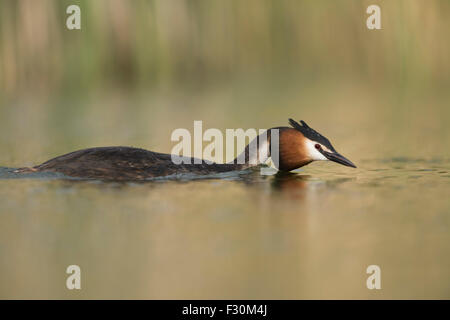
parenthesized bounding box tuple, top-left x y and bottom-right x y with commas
(1, 157, 449, 299)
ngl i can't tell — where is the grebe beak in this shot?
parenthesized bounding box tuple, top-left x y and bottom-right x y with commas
(322, 150, 357, 168)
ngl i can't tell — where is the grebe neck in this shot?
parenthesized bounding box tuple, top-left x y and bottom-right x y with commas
(228, 130, 273, 168)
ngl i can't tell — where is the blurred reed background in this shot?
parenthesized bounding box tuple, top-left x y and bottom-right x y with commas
(0, 0, 449, 163)
(1, 0, 449, 96)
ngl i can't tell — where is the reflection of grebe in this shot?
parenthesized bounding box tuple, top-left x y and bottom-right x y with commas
(271, 172, 311, 190)
(14, 119, 356, 181)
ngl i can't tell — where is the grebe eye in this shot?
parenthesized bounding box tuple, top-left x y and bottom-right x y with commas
(315, 144, 321, 150)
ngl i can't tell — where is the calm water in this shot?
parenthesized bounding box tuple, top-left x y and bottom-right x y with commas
(0, 158, 449, 299)
(0, 85, 449, 299)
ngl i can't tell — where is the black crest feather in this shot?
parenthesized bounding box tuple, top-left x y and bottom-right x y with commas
(288, 118, 336, 152)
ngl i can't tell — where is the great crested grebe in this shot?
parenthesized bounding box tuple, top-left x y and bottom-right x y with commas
(14, 119, 356, 181)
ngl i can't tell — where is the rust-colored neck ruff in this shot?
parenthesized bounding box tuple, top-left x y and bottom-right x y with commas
(230, 127, 312, 171)
(277, 128, 311, 171)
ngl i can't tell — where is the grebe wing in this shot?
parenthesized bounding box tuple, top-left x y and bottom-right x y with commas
(33, 146, 178, 180)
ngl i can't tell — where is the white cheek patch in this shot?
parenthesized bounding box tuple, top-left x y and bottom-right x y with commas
(305, 140, 328, 161)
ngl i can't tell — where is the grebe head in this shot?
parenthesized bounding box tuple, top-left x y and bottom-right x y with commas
(275, 119, 356, 171)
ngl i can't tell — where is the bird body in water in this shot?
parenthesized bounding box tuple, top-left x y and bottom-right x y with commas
(14, 119, 356, 181)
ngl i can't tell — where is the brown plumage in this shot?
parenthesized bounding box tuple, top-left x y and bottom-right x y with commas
(277, 128, 312, 171)
(15, 146, 243, 181)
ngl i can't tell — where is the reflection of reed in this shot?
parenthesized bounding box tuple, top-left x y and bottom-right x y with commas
(1, 0, 449, 98)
